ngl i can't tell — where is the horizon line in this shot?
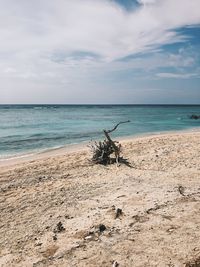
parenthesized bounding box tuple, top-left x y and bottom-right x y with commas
(0, 103, 200, 106)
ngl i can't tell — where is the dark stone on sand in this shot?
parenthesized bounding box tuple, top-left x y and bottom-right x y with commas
(99, 224, 106, 232)
(115, 208, 123, 219)
(53, 222, 65, 233)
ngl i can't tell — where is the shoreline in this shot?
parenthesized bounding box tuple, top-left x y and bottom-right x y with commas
(0, 127, 200, 169)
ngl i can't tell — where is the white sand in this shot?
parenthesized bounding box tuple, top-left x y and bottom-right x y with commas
(0, 131, 200, 267)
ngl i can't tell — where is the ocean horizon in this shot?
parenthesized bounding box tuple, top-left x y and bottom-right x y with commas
(0, 104, 200, 159)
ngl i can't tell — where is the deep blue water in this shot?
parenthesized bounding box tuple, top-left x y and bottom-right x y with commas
(0, 105, 200, 159)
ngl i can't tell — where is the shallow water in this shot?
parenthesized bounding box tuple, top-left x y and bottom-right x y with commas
(0, 105, 200, 159)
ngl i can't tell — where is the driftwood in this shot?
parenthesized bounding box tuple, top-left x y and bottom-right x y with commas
(89, 120, 130, 165)
(178, 185, 185, 196)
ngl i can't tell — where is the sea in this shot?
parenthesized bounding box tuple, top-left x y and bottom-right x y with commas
(0, 105, 200, 160)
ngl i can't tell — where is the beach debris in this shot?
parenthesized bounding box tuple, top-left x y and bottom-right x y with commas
(35, 242, 43, 247)
(65, 214, 74, 219)
(178, 185, 185, 196)
(84, 235, 94, 240)
(117, 195, 126, 198)
(129, 222, 135, 227)
(145, 201, 170, 214)
(53, 222, 65, 233)
(83, 224, 107, 241)
(84, 231, 99, 242)
(185, 256, 200, 267)
(127, 235, 135, 242)
(190, 114, 200, 120)
(99, 224, 106, 232)
(84, 235, 93, 241)
(115, 208, 123, 219)
(146, 204, 162, 214)
(112, 260, 119, 267)
(166, 226, 177, 233)
(89, 120, 130, 165)
(53, 235, 57, 241)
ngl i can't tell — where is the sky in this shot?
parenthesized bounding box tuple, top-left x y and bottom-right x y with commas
(0, 0, 200, 104)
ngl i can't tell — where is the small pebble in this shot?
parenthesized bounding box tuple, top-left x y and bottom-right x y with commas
(99, 224, 106, 232)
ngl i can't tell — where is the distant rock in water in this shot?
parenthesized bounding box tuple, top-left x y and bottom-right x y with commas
(190, 114, 200, 120)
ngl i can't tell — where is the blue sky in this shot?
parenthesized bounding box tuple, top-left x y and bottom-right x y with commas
(0, 0, 200, 104)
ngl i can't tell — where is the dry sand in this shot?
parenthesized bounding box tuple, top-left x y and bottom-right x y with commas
(0, 131, 200, 267)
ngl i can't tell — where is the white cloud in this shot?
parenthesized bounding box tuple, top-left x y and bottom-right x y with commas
(0, 0, 200, 103)
(0, 0, 200, 61)
(156, 72, 199, 79)
(137, 0, 158, 5)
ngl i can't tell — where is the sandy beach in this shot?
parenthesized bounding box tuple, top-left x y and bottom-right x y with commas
(0, 131, 200, 267)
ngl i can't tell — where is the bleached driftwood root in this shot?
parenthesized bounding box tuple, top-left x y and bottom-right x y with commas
(89, 121, 130, 166)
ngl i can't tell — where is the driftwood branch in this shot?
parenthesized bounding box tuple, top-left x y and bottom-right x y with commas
(89, 120, 130, 165)
(105, 120, 130, 134)
(178, 185, 185, 196)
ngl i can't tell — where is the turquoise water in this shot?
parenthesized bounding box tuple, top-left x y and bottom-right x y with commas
(0, 105, 200, 159)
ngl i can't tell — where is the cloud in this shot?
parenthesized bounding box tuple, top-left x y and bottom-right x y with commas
(0, 0, 200, 103)
(137, 0, 158, 5)
(156, 72, 199, 79)
(0, 0, 200, 61)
